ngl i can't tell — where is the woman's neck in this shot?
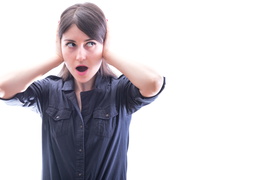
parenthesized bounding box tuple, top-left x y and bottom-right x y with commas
(74, 75, 96, 93)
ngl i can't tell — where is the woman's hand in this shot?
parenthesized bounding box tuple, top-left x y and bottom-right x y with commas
(56, 21, 64, 63)
(102, 20, 112, 62)
(102, 20, 119, 65)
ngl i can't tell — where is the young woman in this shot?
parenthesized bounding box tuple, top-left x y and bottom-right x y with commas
(0, 2, 165, 180)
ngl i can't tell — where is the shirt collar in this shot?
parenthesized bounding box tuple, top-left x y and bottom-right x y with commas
(62, 78, 74, 91)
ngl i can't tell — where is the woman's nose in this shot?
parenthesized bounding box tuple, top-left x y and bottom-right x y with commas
(76, 46, 87, 61)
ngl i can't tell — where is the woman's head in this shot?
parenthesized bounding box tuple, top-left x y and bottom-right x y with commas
(58, 2, 116, 81)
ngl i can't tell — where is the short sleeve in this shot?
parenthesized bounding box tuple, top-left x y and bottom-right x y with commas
(0, 76, 55, 114)
(117, 75, 166, 114)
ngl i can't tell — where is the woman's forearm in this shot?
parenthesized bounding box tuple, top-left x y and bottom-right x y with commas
(0, 56, 62, 99)
(103, 23, 164, 97)
(104, 50, 164, 97)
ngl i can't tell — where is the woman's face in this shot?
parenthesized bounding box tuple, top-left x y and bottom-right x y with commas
(61, 24, 103, 84)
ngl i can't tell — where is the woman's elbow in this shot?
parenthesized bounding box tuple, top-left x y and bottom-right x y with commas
(140, 74, 164, 98)
(0, 87, 11, 99)
(0, 87, 4, 98)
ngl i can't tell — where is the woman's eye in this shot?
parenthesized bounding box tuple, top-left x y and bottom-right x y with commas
(86, 42, 96, 47)
(66, 42, 76, 47)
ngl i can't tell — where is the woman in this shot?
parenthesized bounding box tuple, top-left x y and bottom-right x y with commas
(0, 2, 165, 180)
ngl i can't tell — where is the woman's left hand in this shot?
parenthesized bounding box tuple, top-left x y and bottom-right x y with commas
(102, 19, 115, 64)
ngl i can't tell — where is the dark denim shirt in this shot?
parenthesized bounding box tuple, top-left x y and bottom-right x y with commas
(1, 73, 165, 180)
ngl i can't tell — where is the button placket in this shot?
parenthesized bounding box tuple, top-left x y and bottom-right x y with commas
(74, 114, 85, 180)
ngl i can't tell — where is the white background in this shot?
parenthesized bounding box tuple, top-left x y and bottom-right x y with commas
(0, 0, 259, 179)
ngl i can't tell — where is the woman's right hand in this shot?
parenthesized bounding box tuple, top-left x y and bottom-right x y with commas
(56, 21, 64, 63)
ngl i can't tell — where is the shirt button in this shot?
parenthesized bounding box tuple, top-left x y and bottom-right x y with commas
(105, 113, 109, 118)
(80, 125, 83, 128)
(56, 115, 60, 119)
(79, 149, 82, 152)
(78, 173, 82, 176)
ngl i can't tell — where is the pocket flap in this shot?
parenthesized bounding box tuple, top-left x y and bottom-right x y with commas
(93, 107, 118, 119)
(46, 107, 72, 121)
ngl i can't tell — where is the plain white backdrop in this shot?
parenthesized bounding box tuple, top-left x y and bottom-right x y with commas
(0, 0, 259, 179)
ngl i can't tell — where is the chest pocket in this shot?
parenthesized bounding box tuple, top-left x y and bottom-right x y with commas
(92, 107, 118, 138)
(46, 107, 72, 137)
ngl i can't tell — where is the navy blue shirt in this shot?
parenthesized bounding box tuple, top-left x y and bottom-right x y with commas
(1, 72, 165, 180)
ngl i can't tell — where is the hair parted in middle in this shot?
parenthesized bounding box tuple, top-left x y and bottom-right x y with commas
(58, 2, 117, 80)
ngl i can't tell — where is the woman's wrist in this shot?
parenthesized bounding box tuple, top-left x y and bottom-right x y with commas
(52, 55, 64, 67)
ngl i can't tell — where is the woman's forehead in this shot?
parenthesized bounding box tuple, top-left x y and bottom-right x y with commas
(62, 24, 91, 40)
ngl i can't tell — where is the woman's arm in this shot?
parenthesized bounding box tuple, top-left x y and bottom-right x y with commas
(103, 23, 164, 98)
(0, 26, 63, 99)
(0, 56, 63, 99)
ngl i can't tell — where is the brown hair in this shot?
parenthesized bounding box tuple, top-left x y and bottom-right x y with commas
(58, 2, 117, 80)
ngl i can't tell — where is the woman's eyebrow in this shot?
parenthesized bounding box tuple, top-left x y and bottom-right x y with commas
(63, 39, 75, 42)
(63, 38, 94, 42)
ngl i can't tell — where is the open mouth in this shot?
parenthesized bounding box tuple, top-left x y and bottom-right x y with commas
(76, 65, 88, 72)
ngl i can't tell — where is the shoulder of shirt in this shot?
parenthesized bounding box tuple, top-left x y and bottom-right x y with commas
(108, 74, 129, 84)
(35, 75, 63, 87)
(44, 75, 62, 81)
